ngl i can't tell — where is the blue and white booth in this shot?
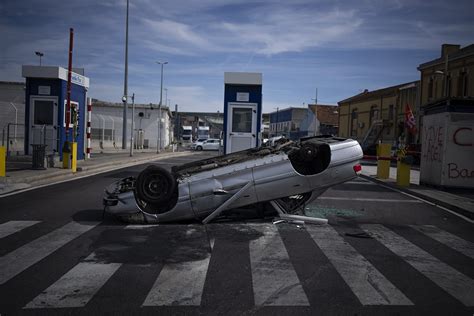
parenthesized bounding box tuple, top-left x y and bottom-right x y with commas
(223, 72, 262, 154)
(22, 65, 89, 160)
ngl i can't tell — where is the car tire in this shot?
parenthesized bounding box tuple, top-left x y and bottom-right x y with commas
(299, 142, 319, 162)
(196, 146, 203, 151)
(135, 165, 177, 205)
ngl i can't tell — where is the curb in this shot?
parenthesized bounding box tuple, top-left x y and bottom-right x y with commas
(360, 174, 474, 220)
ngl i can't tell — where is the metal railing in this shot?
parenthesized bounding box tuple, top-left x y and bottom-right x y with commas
(2, 123, 25, 157)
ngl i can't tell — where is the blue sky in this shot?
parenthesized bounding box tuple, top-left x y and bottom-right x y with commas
(1, 0, 473, 112)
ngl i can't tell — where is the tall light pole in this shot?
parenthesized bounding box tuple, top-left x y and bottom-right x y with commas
(35, 51, 44, 66)
(156, 61, 168, 153)
(123, 94, 135, 156)
(122, 0, 130, 149)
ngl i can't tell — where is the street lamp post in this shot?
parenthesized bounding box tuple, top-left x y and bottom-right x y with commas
(122, 0, 130, 150)
(123, 94, 135, 156)
(156, 61, 168, 153)
(35, 51, 44, 66)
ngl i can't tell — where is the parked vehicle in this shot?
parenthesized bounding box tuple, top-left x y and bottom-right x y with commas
(181, 126, 193, 143)
(103, 136, 363, 224)
(191, 138, 221, 151)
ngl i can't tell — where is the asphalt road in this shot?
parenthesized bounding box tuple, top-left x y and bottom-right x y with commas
(0, 152, 473, 315)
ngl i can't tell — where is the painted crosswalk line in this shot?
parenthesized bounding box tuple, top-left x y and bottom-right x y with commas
(0, 221, 99, 285)
(249, 224, 309, 306)
(24, 253, 121, 308)
(410, 225, 474, 260)
(143, 227, 210, 306)
(0, 221, 41, 239)
(318, 197, 422, 203)
(307, 225, 412, 305)
(362, 224, 474, 306)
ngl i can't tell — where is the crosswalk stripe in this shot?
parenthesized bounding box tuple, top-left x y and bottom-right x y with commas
(124, 225, 159, 230)
(249, 224, 309, 306)
(143, 257, 210, 306)
(362, 224, 474, 306)
(0, 221, 41, 239)
(410, 225, 474, 260)
(318, 197, 422, 203)
(24, 253, 121, 308)
(143, 226, 210, 306)
(0, 221, 99, 285)
(307, 225, 412, 305)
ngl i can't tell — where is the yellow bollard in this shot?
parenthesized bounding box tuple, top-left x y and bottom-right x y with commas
(71, 142, 77, 173)
(62, 141, 71, 169)
(0, 146, 6, 177)
(376, 143, 391, 179)
(397, 160, 411, 187)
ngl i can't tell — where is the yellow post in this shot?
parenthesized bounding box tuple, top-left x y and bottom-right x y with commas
(71, 142, 77, 173)
(397, 160, 411, 187)
(376, 143, 391, 179)
(0, 146, 6, 177)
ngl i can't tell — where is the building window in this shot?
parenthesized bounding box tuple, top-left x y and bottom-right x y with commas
(428, 77, 434, 99)
(388, 104, 394, 120)
(350, 109, 358, 137)
(458, 71, 469, 97)
(446, 75, 452, 97)
(369, 105, 379, 126)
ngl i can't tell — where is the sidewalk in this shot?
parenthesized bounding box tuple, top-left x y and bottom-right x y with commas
(0, 149, 196, 196)
(360, 164, 474, 220)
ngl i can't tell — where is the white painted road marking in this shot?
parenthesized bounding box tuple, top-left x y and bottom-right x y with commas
(307, 225, 412, 305)
(0, 221, 41, 239)
(318, 197, 422, 203)
(344, 181, 375, 185)
(362, 224, 474, 306)
(410, 225, 474, 260)
(124, 225, 158, 230)
(143, 257, 210, 306)
(143, 227, 210, 306)
(249, 224, 309, 306)
(0, 221, 99, 285)
(24, 253, 121, 308)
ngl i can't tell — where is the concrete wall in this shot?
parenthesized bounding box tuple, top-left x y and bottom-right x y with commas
(90, 103, 171, 151)
(420, 111, 474, 188)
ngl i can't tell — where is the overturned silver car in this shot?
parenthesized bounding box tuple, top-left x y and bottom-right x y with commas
(103, 136, 363, 224)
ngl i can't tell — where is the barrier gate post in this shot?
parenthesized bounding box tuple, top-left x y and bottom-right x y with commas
(376, 143, 391, 179)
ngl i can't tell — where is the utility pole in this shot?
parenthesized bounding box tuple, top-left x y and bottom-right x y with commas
(129, 93, 135, 156)
(156, 61, 168, 153)
(311, 88, 318, 136)
(122, 0, 129, 149)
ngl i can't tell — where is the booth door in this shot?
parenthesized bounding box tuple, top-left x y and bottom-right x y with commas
(227, 103, 257, 153)
(29, 96, 58, 153)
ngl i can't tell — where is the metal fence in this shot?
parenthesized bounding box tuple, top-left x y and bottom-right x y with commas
(1, 123, 25, 156)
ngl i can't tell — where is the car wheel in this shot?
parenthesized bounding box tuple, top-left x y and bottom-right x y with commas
(196, 146, 203, 151)
(299, 143, 318, 162)
(135, 165, 177, 205)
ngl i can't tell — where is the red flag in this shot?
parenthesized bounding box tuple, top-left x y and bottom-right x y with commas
(404, 103, 417, 135)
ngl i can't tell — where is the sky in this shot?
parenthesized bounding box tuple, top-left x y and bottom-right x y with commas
(1, 0, 473, 113)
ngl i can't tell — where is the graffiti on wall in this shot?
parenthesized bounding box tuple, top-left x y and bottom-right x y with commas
(422, 125, 444, 163)
(447, 127, 473, 179)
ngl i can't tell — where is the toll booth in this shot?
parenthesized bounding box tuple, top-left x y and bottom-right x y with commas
(223, 72, 262, 154)
(22, 65, 89, 160)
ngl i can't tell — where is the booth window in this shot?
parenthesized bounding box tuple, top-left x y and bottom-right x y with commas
(34, 100, 54, 125)
(232, 108, 252, 133)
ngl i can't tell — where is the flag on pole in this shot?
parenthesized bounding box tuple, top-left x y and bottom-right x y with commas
(404, 103, 417, 135)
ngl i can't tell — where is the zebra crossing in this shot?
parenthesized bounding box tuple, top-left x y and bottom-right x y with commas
(0, 219, 473, 311)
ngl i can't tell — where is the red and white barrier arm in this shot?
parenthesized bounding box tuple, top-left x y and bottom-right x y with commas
(86, 97, 92, 158)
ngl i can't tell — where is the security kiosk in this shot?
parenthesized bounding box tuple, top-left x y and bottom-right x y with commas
(22, 65, 89, 160)
(223, 72, 262, 154)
